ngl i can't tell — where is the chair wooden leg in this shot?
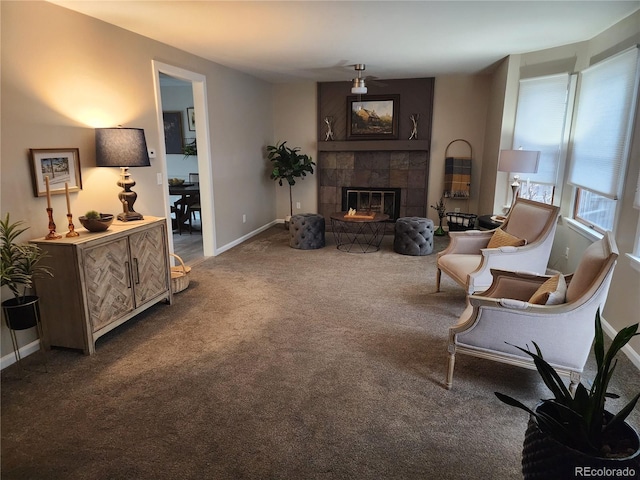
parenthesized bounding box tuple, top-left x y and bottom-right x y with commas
(569, 371, 580, 396)
(436, 268, 441, 293)
(446, 351, 455, 390)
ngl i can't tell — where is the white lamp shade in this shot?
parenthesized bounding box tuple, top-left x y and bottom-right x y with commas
(498, 149, 540, 174)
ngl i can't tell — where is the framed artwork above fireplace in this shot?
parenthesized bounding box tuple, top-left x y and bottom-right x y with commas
(347, 95, 399, 140)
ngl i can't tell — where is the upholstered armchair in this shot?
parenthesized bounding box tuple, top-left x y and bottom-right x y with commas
(436, 198, 560, 294)
(445, 231, 618, 391)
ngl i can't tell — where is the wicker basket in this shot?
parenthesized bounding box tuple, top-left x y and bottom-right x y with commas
(446, 212, 477, 231)
(170, 253, 191, 294)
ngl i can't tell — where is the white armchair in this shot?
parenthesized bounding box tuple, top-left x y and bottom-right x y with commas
(445, 231, 618, 391)
(436, 198, 560, 294)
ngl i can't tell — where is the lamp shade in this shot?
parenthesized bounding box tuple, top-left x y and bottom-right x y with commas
(96, 128, 151, 167)
(498, 149, 540, 174)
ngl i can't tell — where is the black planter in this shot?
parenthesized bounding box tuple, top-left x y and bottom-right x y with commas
(522, 404, 640, 479)
(1, 296, 40, 330)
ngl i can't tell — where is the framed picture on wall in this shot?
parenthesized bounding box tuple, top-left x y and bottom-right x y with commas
(186, 107, 196, 131)
(347, 94, 399, 140)
(29, 148, 82, 197)
(163, 111, 184, 154)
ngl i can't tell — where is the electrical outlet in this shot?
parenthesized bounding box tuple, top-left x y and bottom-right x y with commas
(296, 202, 301, 209)
(156, 173, 162, 185)
(454, 207, 460, 213)
(242, 214, 246, 224)
(564, 247, 570, 259)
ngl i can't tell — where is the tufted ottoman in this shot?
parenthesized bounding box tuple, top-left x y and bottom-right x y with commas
(289, 214, 326, 250)
(394, 217, 434, 255)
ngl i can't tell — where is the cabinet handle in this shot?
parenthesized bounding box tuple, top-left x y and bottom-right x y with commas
(133, 258, 140, 285)
(125, 261, 132, 288)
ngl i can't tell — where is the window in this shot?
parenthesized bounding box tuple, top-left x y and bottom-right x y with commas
(511, 73, 573, 205)
(568, 47, 640, 233)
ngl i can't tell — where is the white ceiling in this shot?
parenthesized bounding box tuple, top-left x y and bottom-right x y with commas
(50, 1, 639, 83)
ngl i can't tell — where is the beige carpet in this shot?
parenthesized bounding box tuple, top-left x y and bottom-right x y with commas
(2, 226, 639, 479)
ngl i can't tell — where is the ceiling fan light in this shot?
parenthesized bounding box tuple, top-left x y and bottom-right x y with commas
(351, 77, 367, 94)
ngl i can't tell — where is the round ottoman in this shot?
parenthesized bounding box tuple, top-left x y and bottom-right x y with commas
(289, 214, 326, 250)
(394, 217, 434, 255)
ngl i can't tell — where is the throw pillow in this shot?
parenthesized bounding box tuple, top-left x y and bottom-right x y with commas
(529, 274, 567, 305)
(487, 228, 527, 248)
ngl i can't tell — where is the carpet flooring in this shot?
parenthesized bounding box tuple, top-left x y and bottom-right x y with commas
(2, 226, 639, 479)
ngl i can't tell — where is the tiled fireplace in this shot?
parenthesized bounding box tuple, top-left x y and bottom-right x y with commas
(318, 150, 429, 221)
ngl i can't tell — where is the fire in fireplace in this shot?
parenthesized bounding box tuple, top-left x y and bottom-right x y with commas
(342, 187, 401, 220)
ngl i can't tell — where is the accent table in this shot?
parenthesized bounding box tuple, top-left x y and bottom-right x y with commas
(330, 212, 390, 253)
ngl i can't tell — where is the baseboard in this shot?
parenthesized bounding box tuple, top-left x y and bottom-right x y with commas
(215, 220, 280, 255)
(601, 315, 640, 370)
(0, 339, 41, 370)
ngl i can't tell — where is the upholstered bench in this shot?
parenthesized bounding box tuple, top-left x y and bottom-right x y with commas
(289, 214, 326, 250)
(394, 217, 434, 255)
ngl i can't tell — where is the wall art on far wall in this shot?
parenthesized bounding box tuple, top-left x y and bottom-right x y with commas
(29, 148, 82, 197)
(347, 94, 399, 140)
(163, 111, 184, 154)
(187, 107, 196, 131)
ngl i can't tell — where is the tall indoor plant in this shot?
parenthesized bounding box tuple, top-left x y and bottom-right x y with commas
(496, 309, 640, 478)
(267, 141, 315, 221)
(1, 213, 52, 330)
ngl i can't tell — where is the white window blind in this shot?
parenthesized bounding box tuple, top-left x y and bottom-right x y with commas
(568, 46, 640, 200)
(512, 73, 570, 185)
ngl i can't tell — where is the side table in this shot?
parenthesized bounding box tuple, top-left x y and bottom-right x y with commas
(330, 212, 389, 253)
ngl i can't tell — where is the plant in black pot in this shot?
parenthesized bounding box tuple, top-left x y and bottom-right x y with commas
(496, 309, 640, 479)
(267, 141, 315, 226)
(0, 213, 53, 331)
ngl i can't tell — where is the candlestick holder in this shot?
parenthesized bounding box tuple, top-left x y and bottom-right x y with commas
(66, 213, 80, 237)
(45, 208, 62, 240)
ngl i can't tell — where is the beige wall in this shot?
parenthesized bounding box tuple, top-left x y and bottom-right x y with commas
(1, 1, 275, 358)
(272, 83, 318, 219)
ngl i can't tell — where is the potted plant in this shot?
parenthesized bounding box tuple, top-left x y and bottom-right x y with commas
(495, 309, 640, 478)
(430, 196, 447, 236)
(0, 213, 53, 330)
(267, 141, 315, 226)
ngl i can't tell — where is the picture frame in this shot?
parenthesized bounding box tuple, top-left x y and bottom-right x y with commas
(163, 111, 184, 154)
(29, 148, 82, 197)
(347, 94, 399, 140)
(186, 107, 196, 131)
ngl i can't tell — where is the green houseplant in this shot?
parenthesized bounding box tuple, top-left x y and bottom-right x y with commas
(267, 141, 315, 221)
(1, 213, 52, 330)
(496, 309, 640, 477)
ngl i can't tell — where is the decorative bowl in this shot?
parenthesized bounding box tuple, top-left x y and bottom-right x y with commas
(79, 214, 114, 232)
(168, 178, 185, 186)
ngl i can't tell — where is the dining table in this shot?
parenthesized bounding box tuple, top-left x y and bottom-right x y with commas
(169, 182, 200, 233)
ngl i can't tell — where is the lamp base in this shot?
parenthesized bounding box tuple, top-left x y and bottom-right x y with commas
(117, 211, 144, 222)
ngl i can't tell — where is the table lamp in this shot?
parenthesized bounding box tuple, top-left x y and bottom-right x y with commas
(498, 148, 540, 210)
(96, 127, 151, 221)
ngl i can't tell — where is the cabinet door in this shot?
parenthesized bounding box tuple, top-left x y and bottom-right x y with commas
(129, 225, 169, 306)
(84, 237, 135, 332)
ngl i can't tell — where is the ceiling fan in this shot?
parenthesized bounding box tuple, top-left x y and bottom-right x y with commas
(350, 64, 386, 94)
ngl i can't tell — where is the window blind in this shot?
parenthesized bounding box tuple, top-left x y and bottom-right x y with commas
(567, 46, 640, 200)
(512, 73, 570, 185)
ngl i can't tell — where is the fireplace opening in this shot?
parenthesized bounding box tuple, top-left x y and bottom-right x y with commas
(342, 187, 401, 221)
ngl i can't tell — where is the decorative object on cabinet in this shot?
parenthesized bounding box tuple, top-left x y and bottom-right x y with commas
(324, 116, 334, 141)
(1, 213, 53, 365)
(29, 148, 82, 197)
(78, 211, 114, 232)
(95, 127, 151, 222)
(163, 111, 184, 154)
(443, 139, 472, 199)
(347, 95, 399, 140)
(498, 148, 540, 211)
(31, 217, 172, 354)
(409, 114, 419, 140)
(186, 107, 196, 131)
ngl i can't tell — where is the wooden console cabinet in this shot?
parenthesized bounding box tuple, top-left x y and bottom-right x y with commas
(31, 217, 172, 354)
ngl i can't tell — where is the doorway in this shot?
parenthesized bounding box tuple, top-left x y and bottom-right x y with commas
(152, 61, 216, 263)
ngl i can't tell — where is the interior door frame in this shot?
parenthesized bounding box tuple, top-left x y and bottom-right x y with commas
(152, 60, 216, 257)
